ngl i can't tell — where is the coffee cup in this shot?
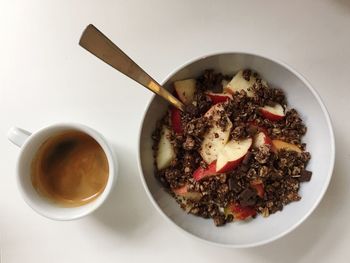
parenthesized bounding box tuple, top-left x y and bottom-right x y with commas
(7, 123, 118, 220)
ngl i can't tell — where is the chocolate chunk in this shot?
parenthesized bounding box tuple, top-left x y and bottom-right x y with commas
(239, 188, 257, 207)
(240, 164, 249, 172)
(299, 170, 312, 182)
(213, 215, 225, 226)
(228, 177, 241, 192)
(242, 151, 252, 165)
(211, 82, 223, 93)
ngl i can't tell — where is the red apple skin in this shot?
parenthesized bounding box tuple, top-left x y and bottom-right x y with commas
(173, 185, 201, 200)
(171, 108, 183, 134)
(260, 108, 284, 121)
(250, 180, 265, 198)
(193, 161, 217, 181)
(173, 185, 188, 195)
(227, 203, 257, 220)
(215, 156, 245, 173)
(263, 132, 272, 146)
(215, 138, 252, 173)
(206, 92, 232, 104)
(253, 131, 272, 148)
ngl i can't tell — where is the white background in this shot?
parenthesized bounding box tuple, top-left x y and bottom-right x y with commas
(1, 0, 349, 262)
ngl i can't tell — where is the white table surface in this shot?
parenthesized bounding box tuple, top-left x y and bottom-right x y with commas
(1, 0, 350, 262)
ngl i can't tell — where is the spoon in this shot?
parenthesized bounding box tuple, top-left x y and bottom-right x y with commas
(79, 24, 185, 111)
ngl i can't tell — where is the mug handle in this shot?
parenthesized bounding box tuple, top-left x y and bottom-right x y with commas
(7, 127, 32, 147)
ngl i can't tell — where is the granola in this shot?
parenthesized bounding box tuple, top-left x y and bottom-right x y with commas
(152, 69, 312, 226)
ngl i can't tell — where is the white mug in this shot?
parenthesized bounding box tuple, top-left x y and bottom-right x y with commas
(7, 123, 118, 220)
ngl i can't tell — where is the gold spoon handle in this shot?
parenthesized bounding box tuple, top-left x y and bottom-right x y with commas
(79, 24, 185, 111)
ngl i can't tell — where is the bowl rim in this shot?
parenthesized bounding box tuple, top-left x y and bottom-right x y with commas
(137, 51, 335, 248)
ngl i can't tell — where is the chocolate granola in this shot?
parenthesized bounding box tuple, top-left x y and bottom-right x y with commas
(152, 69, 312, 226)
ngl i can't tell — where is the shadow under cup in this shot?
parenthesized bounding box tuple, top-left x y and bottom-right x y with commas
(17, 124, 117, 220)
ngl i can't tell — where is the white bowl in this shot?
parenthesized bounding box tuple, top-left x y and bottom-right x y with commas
(138, 52, 335, 248)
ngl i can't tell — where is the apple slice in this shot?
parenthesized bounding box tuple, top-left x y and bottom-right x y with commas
(173, 184, 201, 200)
(271, 139, 302, 153)
(200, 123, 231, 164)
(250, 179, 265, 198)
(206, 92, 232, 104)
(260, 104, 285, 121)
(193, 161, 217, 181)
(171, 108, 183, 134)
(203, 103, 226, 119)
(174, 79, 196, 105)
(156, 126, 176, 170)
(216, 138, 253, 173)
(253, 131, 272, 149)
(225, 202, 257, 221)
(224, 70, 257, 97)
(200, 104, 233, 164)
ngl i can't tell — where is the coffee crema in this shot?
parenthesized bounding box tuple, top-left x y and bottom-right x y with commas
(31, 130, 109, 207)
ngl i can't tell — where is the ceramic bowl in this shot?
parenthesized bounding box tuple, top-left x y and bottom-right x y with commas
(138, 52, 335, 247)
